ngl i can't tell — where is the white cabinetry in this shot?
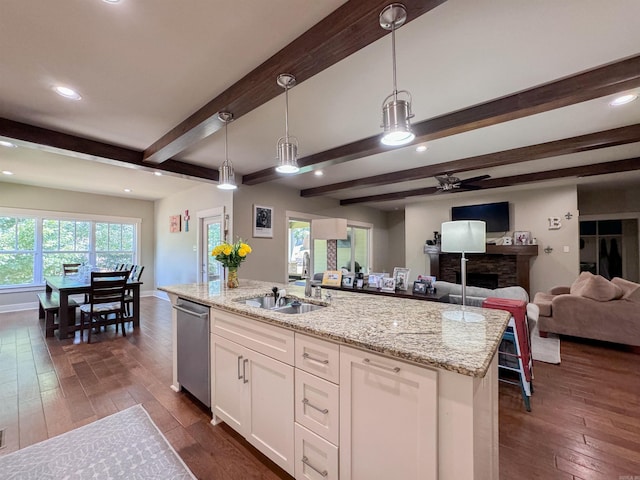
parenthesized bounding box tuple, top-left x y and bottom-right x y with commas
(211, 309, 295, 476)
(339, 345, 438, 480)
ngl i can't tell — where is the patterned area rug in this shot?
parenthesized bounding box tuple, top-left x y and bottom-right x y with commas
(530, 323, 561, 364)
(0, 404, 196, 479)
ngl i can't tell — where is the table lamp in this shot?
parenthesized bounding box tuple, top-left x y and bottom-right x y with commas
(441, 220, 486, 307)
(311, 218, 348, 270)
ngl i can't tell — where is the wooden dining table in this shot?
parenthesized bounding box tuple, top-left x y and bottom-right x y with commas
(45, 274, 142, 339)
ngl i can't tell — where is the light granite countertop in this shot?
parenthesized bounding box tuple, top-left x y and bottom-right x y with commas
(158, 279, 511, 378)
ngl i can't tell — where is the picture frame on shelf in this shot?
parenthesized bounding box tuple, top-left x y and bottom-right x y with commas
(321, 270, 342, 287)
(393, 267, 411, 291)
(341, 273, 355, 288)
(380, 276, 396, 292)
(412, 281, 427, 294)
(514, 231, 531, 245)
(367, 273, 385, 289)
(253, 205, 274, 238)
(417, 275, 436, 290)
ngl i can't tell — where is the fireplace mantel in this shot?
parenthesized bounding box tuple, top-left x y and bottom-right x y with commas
(425, 244, 539, 295)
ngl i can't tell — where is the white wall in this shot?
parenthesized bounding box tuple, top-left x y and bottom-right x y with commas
(232, 182, 393, 283)
(0, 182, 155, 307)
(405, 184, 580, 296)
(154, 182, 233, 287)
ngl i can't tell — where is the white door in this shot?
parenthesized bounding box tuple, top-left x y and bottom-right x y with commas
(201, 214, 223, 282)
(340, 346, 438, 480)
(245, 349, 295, 476)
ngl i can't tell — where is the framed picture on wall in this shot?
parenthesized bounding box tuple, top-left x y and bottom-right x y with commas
(169, 215, 181, 233)
(253, 205, 274, 238)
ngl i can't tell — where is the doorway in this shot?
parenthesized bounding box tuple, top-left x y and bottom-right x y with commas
(199, 208, 225, 283)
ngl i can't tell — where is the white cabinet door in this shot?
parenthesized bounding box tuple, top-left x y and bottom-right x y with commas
(340, 346, 438, 480)
(245, 348, 295, 476)
(212, 333, 295, 476)
(211, 334, 247, 433)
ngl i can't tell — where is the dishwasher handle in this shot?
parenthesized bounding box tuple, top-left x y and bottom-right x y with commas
(173, 304, 209, 318)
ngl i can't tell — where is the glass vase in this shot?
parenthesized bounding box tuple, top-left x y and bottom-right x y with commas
(227, 267, 239, 288)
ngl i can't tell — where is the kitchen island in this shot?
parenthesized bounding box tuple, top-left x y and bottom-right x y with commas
(160, 279, 511, 480)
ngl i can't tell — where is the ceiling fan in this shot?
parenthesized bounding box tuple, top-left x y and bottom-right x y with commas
(435, 173, 491, 192)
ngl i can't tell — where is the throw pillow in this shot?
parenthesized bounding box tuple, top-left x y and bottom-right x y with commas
(569, 271, 594, 295)
(611, 277, 640, 302)
(572, 274, 623, 301)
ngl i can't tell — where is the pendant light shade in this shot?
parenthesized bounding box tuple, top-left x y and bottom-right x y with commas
(217, 111, 237, 190)
(275, 73, 300, 174)
(380, 3, 415, 147)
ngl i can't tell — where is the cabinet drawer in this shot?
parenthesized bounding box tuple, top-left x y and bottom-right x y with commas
(212, 308, 294, 365)
(295, 423, 338, 480)
(295, 369, 339, 445)
(295, 333, 340, 384)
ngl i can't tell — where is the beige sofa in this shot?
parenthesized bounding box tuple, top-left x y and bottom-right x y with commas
(533, 272, 640, 346)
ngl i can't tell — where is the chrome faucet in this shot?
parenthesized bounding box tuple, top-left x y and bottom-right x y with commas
(302, 251, 312, 297)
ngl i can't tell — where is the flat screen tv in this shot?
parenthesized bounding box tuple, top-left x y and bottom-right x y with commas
(451, 201, 510, 233)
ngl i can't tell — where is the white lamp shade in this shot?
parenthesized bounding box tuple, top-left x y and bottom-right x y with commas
(441, 221, 486, 253)
(312, 218, 348, 240)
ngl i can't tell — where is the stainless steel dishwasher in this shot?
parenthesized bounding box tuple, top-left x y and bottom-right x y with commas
(174, 298, 211, 408)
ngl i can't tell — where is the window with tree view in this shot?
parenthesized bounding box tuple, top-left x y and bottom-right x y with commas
(0, 216, 37, 286)
(0, 212, 138, 288)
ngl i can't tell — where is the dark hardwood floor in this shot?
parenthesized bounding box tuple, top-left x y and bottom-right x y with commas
(1, 296, 639, 479)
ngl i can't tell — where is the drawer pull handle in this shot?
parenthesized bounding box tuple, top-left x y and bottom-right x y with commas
(363, 358, 400, 373)
(302, 456, 328, 477)
(303, 352, 329, 364)
(237, 355, 244, 380)
(243, 358, 249, 384)
(302, 397, 329, 414)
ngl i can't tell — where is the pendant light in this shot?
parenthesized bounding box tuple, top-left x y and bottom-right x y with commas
(380, 3, 415, 147)
(275, 73, 300, 174)
(217, 111, 237, 190)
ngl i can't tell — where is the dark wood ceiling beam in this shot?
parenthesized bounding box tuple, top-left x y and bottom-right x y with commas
(243, 54, 640, 186)
(339, 157, 640, 205)
(0, 118, 219, 182)
(301, 124, 640, 196)
(142, 0, 446, 165)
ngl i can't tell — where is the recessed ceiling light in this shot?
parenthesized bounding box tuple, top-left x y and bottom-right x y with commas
(609, 93, 638, 106)
(102, 0, 121, 3)
(123, 188, 132, 193)
(2, 170, 14, 175)
(314, 170, 324, 176)
(153, 171, 163, 176)
(53, 85, 82, 100)
(0, 140, 17, 148)
(416, 145, 428, 153)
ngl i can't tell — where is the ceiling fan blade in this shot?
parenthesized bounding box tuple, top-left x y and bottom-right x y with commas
(459, 174, 490, 184)
(459, 184, 483, 190)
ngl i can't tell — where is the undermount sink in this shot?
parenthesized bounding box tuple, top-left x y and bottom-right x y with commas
(236, 296, 325, 314)
(237, 295, 280, 309)
(272, 302, 325, 314)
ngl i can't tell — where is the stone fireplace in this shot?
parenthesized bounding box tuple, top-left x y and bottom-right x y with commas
(425, 244, 538, 295)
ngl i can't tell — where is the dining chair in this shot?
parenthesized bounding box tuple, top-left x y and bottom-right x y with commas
(62, 263, 82, 275)
(124, 265, 144, 318)
(79, 271, 129, 343)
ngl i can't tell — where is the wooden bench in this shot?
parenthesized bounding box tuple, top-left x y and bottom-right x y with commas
(37, 292, 79, 338)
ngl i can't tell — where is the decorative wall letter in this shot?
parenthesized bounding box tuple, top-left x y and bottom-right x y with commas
(548, 217, 562, 230)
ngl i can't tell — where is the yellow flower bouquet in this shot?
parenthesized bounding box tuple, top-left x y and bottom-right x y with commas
(212, 239, 252, 268)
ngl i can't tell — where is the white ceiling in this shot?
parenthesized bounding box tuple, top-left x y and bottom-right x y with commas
(1, 0, 639, 208)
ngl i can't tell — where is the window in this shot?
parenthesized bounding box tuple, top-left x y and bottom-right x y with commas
(0, 210, 139, 289)
(288, 219, 310, 281)
(0, 216, 37, 286)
